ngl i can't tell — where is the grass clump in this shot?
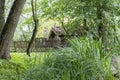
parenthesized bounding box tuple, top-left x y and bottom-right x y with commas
(24, 38, 116, 80)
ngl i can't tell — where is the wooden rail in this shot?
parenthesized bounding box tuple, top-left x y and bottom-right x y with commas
(10, 38, 66, 52)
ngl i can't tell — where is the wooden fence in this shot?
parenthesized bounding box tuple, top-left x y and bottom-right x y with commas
(10, 38, 66, 52)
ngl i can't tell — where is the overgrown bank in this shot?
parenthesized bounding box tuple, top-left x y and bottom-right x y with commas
(0, 38, 120, 80)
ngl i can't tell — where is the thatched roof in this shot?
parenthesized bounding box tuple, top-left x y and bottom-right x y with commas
(48, 26, 65, 39)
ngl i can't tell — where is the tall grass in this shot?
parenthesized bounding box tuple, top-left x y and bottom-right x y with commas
(24, 38, 115, 80)
(0, 38, 119, 80)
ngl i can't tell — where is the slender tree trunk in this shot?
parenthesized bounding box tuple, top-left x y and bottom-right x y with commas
(97, 6, 103, 38)
(61, 20, 69, 35)
(83, 18, 88, 35)
(97, 4, 107, 46)
(83, 18, 87, 27)
(27, 0, 39, 56)
(0, 0, 5, 35)
(0, 0, 26, 59)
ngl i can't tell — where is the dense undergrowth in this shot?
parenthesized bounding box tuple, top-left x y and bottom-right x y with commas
(0, 53, 45, 80)
(0, 38, 119, 80)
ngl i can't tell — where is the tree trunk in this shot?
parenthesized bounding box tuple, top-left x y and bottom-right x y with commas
(97, 6, 103, 38)
(97, 4, 107, 46)
(83, 18, 87, 27)
(0, 0, 26, 59)
(61, 20, 69, 36)
(0, 0, 5, 35)
(27, 0, 39, 56)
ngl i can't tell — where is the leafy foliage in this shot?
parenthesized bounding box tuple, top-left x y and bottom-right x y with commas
(0, 38, 120, 80)
(23, 38, 116, 80)
(1, 0, 120, 79)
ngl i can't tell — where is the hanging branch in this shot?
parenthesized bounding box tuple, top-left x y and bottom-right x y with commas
(27, 0, 39, 56)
